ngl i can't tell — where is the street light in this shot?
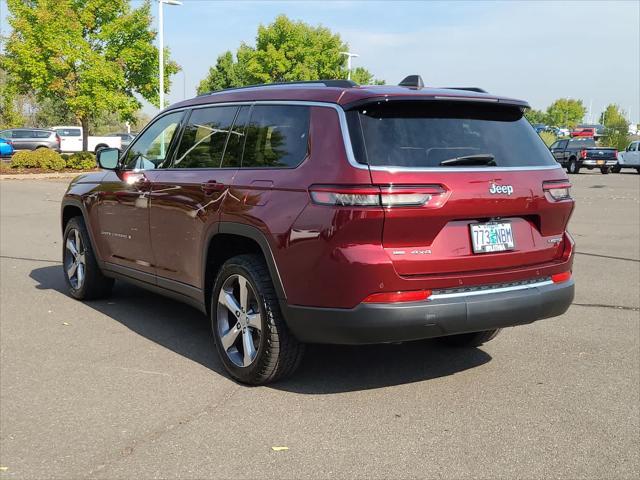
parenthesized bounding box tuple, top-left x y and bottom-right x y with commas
(158, 0, 182, 111)
(340, 51, 359, 80)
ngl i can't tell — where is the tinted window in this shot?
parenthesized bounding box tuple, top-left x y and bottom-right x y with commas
(568, 138, 596, 148)
(242, 105, 310, 168)
(349, 102, 557, 167)
(174, 106, 237, 169)
(222, 106, 250, 168)
(0, 130, 12, 138)
(35, 130, 52, 138)
(550, 142, 559, 149)
(558, 140, 569, 149)
(55, 128, 81, 137)
(12, 130, 34, 139)
(123, 111, 183, 170)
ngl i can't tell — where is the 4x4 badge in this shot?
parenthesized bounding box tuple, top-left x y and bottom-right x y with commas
(489, 183, 514, 195)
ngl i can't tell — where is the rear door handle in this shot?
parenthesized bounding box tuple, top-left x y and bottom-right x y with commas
(201, 180, 225, 195)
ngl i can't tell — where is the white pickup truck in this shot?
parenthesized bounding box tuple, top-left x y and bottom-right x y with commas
(51, 126, 121, 153)
(614, 141, 640, 173)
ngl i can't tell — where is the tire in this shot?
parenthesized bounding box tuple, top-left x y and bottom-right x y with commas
(636, 168, 640, 174)
(63, 216, 114, 300)
(612, 165, 621, 173)
(600, 167, 611, 174)
(567, 158, 580, 174)
(439, 329, 501, 347)
(211, 254, 304, 385)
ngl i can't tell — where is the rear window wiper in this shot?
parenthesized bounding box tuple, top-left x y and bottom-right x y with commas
(440, 154, 496, 166)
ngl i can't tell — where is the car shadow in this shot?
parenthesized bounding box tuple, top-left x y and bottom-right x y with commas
(30, 265, 492, 394)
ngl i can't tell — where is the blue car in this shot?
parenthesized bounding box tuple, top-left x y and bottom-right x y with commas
(0, 137, 14, 158)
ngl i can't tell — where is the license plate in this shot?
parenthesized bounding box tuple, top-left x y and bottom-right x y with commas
(470, 222, 515, 253)
(597, 160, 604, 165)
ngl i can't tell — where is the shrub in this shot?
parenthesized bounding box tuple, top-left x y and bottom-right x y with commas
(10, 150, 39, 168)
(539, 131, 557, 147)
(61, 153, 70, 161)
(10, 149, 66, 170)
(66, 151, 96, 170)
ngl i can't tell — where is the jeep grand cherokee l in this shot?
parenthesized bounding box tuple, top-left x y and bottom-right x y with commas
(61, 77, 575, 385)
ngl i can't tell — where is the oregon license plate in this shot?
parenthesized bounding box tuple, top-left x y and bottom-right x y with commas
(470, 222, 515, 253)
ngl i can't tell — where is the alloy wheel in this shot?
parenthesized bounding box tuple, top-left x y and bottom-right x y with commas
(216, 274, 262, 367)
(64, 229, 86, 289)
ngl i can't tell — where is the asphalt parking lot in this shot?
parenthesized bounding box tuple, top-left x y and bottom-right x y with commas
(1, 171, 639, 479)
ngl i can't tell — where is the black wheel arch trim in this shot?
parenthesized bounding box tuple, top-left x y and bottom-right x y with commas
(61, 197, 104, 269)
(208, 222, 288, 302)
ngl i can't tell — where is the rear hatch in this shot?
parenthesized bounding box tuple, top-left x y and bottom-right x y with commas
(346, 100, 574, 277)
(584, 147, 617, 160)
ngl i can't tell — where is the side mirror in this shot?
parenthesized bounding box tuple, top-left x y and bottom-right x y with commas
(97, 148, 120, 170)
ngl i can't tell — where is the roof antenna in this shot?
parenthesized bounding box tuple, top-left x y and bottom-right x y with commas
(399, 75, 424, 89)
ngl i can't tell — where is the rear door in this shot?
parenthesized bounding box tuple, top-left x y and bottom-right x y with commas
(147, 105, 242, 288)
(348, 100, 573, 277)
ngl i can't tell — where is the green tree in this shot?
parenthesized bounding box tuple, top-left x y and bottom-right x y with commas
(197, 15, 382, 94)
(545, 98, 586, 128)
(524, 108, 547, 125)
(599, 104, 629, 151)
(0, 68, 25, 129)
(2, 0, 179, 151)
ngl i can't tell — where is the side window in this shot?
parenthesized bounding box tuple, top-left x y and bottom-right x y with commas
(123, 111, 183, 170)
(550, 142, 559, 149)
(0, 130, 12, 138)
(632, 143, 639, 152)
(35, 131, 52, 138)
(558, 140, 568, 149)
(221, 106, 250, 168)
(242, 105, 310, 168)
(174, 106, 237, 168)
(13, 130, 31, 138)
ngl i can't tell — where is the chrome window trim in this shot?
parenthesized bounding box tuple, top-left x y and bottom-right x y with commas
(152, 100, 563, 173)
(429, 279, 554, 300)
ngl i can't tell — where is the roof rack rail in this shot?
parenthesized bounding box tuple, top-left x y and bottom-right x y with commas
(399, 75, 424, 89)
(444, 87, 489, 94)
(198, 79, 358, 96)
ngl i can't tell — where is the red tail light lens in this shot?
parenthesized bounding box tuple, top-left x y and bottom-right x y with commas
(543, 180, 572, 201)
(56, 134, 61, 146)
(551, 271, 572, 283)
(613, 150, 618, 159)
(309, 185, 447, 208)
(580, 149, 587, 159)
(363, 289, 432, 303)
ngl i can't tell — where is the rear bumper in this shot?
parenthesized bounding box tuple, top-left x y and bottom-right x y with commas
(285, 279, 574, 345)
(582, 159, 617, 167)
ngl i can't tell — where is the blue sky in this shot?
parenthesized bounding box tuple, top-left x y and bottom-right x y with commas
(2, 1, 639, 122)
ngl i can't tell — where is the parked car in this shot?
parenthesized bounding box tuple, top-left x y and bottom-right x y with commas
(532, 123, 548, 134)
(51, 126, 121, 153)
(109, 132, 136, 150)
(0, 128, 61, 152)
(61, 77, 575, 384)
(550, 137, 618, 174)
(576, 123, 605, 139)
(557, 127, 571, 137)
(0, 137, 15, 158)
(570, 127, 596, 138)
(613, 141, 640, 173)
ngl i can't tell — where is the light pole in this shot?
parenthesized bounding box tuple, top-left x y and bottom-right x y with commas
(340, 51, 359, 80)
(158, 0, 182, 111)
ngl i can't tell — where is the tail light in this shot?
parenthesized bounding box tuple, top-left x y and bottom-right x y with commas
(309, 185, 448, 208)
(551, 271, 572, 283)
(55, 134, 61, 147)
(363, 289, 432, 303)
(543, 180, 572, 201)
(613, 150, 618, 159)
(580, 149, 587, 159)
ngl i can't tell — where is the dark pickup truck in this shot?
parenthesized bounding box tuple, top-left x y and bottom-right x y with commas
(549, 138, 618, 174)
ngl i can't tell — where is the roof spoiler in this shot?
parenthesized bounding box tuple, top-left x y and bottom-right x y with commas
(398, 75, 424, 89)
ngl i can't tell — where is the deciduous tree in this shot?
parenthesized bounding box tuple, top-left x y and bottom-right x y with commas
(599, 104, 629, 151)
(545, 98, 586, 128)
(197, 15, 383, 94)
(2, 0, 179, 150)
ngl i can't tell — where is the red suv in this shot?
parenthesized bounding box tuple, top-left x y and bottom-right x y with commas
(61, 77, 575, 384)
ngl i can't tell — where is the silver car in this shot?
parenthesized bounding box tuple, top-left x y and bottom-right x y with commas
(0, 128, 61, 152)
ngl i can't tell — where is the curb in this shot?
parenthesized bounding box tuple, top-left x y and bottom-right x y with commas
(0, 172, 85, 180)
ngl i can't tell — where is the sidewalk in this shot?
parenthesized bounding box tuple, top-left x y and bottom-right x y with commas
(0, 172, 86, 181)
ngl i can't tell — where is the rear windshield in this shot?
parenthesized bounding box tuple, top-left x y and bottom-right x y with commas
(347, 102, 556, 168)
(568, 138, 596, 148)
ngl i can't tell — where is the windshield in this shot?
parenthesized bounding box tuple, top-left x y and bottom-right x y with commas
(347, 102, 556, 168)
(568, 138, 596, 148)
